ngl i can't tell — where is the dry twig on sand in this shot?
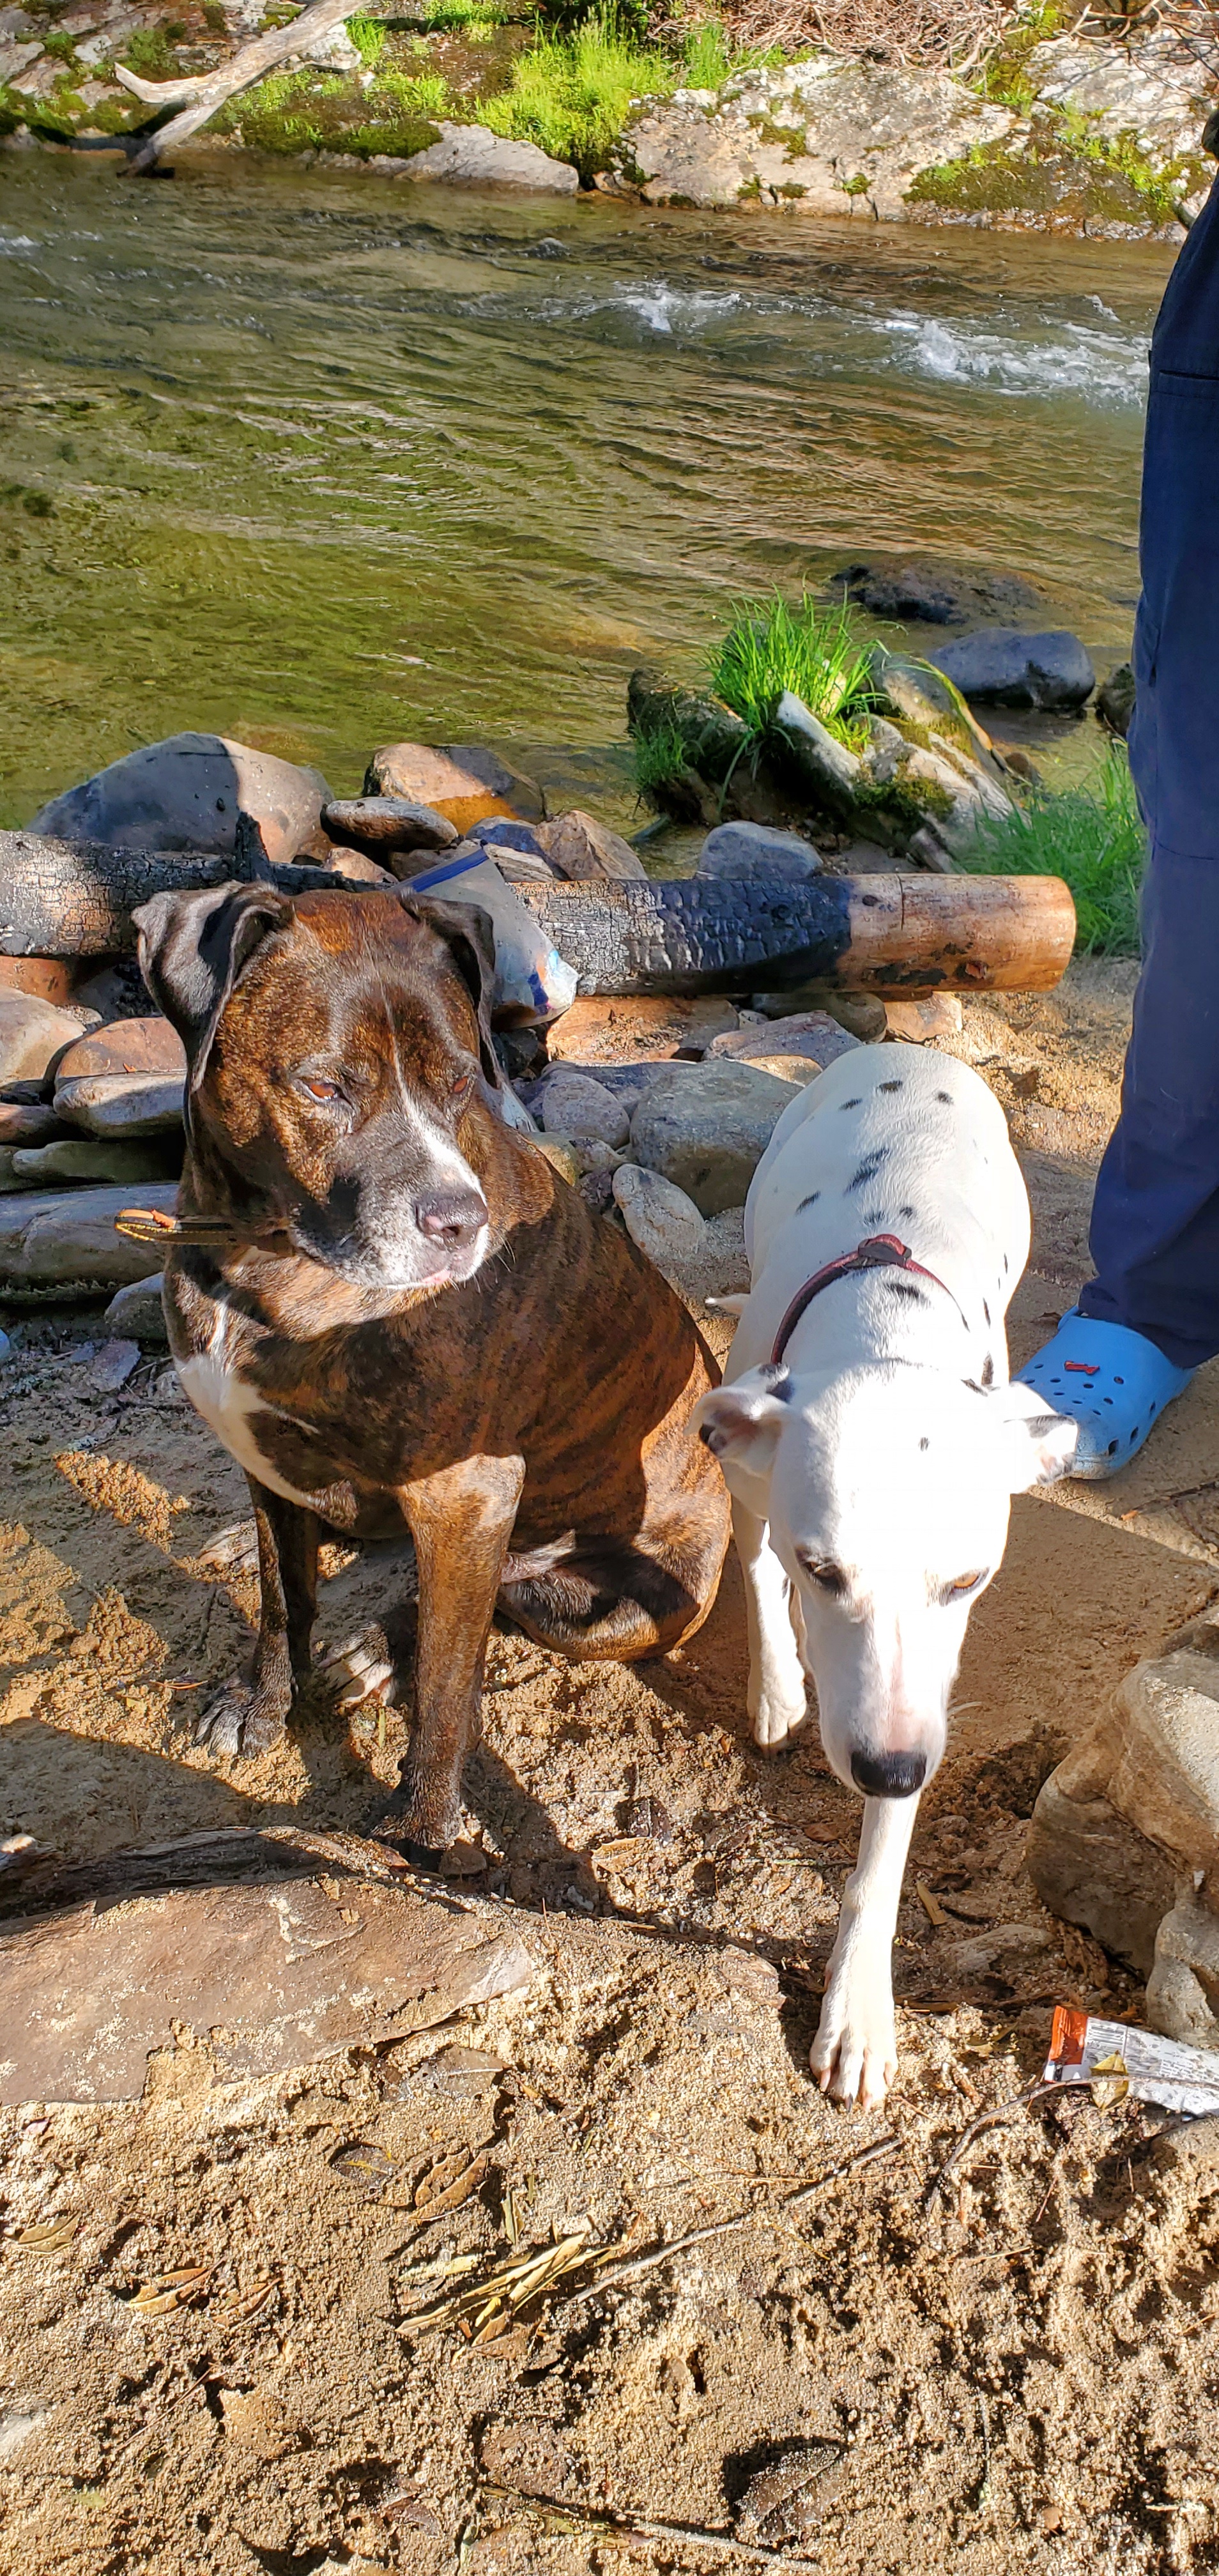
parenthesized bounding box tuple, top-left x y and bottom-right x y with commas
(482, 2483, 824, 2567)
(924, 2081, 1078, 2204)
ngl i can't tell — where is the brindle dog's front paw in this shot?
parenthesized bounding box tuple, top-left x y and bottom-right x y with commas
(362, 1779, 463, 1872)
(193, 1675, 289, 1759)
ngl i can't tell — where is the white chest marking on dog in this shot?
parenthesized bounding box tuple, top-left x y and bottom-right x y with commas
(177, 1353, 319, 1511)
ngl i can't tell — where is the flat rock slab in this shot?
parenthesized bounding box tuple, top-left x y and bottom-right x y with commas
(396, 121, 579, 192)
(53, 1017, 186, 1082)
(0, 1181, 178, 1285)
(365, 740, 545, 831)
(0, 1875, 535, 2101)
(832, 556, 1047, 627)
(29, 733, 331, 868)
(0, 992, 98, 1087)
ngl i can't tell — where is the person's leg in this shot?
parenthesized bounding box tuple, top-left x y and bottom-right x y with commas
(1019, 174, 1219, 1473)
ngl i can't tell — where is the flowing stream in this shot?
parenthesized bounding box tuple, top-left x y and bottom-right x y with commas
(0, 153, 1176, 834)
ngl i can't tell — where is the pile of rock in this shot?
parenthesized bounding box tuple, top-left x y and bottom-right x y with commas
(626, 643, 1050, 869)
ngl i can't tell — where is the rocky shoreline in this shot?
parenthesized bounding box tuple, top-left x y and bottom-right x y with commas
(2, 0, 1215, 237)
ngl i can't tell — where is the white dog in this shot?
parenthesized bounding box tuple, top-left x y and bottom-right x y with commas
(693, 1045, 1077, 2108)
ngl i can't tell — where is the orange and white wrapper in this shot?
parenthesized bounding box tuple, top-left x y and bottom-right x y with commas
(1044, 2005, 1219, 2117)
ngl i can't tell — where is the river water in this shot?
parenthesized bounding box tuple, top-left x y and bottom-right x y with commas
(0, 154, 1175, 833)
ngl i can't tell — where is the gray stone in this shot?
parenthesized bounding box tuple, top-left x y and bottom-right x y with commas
(364, 740, 546, 828)
(1097, 663, 1135, 738)
(103, 1273, 169, 1347)
(532, 809, 647, 882)
(29, 733, 332, 866)
(622, 56, 1013, 214)
(322, 796, 459, 855)
(540, 1070, 630, 1149)
(1153, 2110, 1219, 2173)
(1025, 1766, 1177, 1979)
(772, 691, 863, 807)
(395, 123, 579, 192)
(1026, 29, 1212, 171)
(1029, 1632, 1219, 1995)
(711, 1010, 862, 1070)
(12, 1137, 178, 1187)
(928, 628, 1096, 712)
(1147, 1897, 1219, 2052)
(631, 1058, 799, 1218)
(0, 1183, 179, 1287)
(834, 556, 1046, 627)
(89, 1337, 141, 1393)
(0, 992, 98, 1087)
(54, 1075, 185, 1138)
(884, 995, 964, 1042)
(696, 821, 823, 882)
(612, 1163, 749, 1310)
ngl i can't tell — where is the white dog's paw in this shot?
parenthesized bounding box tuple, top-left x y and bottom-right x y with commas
(321, 1627, 398, 1713)
(750, 1685, 808, 1751)
(809, 1966, 898, 2108)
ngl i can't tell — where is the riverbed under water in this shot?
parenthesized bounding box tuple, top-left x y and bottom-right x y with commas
(0, 154, 1176, 835)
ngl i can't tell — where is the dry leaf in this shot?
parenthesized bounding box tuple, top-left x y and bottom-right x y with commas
(213, 2276, 278, 2324)
(412, 2149, 489, 2216)
(13, 2218, 77, 2253)
(331, 2140, 395, 2195)
(129, 2264, 211, 2315)
(916, 1882, 949, 1929)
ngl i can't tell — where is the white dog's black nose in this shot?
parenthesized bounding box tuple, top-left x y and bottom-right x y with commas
(415, 1188, 487, 1249)
(851, 1749, 926, 1797)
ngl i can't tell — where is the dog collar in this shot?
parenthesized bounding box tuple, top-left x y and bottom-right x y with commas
(770, 1232, 968, 1366)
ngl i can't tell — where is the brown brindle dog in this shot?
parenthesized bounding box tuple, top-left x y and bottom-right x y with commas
(134, 880, 730, 1859)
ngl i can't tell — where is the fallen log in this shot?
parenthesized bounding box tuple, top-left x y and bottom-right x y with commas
(116, 0, 354, 172)
(513, 871, 1077, 997)
(0, 831, 1075, 995)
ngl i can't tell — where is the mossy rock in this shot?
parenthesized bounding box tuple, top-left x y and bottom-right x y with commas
(907, 111, 1204, 233)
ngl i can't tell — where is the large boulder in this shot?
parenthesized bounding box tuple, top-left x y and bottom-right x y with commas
(696, 821, 823, 883)
(364, 742, 546, 831)
(0, 992, 98, 1088)
(622, 56, 1013, 213)
(631, 1058, 799, 1217)
(710, 1010, 861, 1071)
(927, 628, 1096, 712)
(29, 734, 332, 866)
(1027, 1627, 1219, 2042)
(1025, 29, 1212, 169)
(0, 1183, 180, 1286)
(395, 123, 579, 192)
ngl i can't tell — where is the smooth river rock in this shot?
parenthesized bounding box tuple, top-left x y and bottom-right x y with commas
(29, 733, 332, 866)
(630, 1057, 799, 1217)
(364, 741, 546, 831)
(612, 1163, 750, 1310)
(103, 1273, 169, 1346)
(396, 122, 580, 192)
(928, 627, 1096, 712)
(832, 556, 1047, 627)
(709, 1010, 861, 1071)
(696, 821, 824, 882)
(540, 1070, 631, 1149)
(322, 796, 458, 855)
(54, 1018, 187, 1138)
(0, 993, 99, 1088)
(12, 1137, 178, 1187)
(0, 1183, 180, 1286)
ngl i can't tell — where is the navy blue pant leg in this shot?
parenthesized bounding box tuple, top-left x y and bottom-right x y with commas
(1079, 172, 1219, 1369)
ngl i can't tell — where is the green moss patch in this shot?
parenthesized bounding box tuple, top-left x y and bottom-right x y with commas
(908, 110, 1203, 232)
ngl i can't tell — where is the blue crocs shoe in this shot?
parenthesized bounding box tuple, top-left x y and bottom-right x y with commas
(1017, 1310, 1195, 1480)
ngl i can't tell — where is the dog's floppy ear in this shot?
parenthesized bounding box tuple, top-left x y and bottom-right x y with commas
(134, 882, 295, 1115)
(997, 1378, 1079, 1491)
(692, 1363, 792, 1476)
(402, 892, 500, 1088)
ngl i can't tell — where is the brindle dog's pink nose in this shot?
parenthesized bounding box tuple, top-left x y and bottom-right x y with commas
(415, 1189, 487, 1250)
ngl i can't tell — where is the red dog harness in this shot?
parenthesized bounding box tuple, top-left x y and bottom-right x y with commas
(770, 1232, 969, 1367)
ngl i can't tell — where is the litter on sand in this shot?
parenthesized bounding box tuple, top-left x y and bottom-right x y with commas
(1043, 2005, 1219, 2117)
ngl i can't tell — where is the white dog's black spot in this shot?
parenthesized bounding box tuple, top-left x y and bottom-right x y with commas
(797, 1191, 820, 1213)
(980, 1353, 995, 1387)
(919, 1435, 930, 1450)
(982, 1298, 992, 1327)
(840, 1098, 862, 1110)
(889, 1279, 926, 1303)
(899, 1203, 916, 1222)
(878, 1078, 903, 1094)
(848, 1152, 887, 1192)
(936, 1090, 952, 1105)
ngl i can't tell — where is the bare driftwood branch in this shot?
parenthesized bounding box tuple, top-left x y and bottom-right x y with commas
(121, 0, 355, 171)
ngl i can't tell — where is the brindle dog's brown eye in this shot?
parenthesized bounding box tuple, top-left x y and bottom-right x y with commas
(300, 1078, 341, 1103)
(452, 1074, 475, 1108)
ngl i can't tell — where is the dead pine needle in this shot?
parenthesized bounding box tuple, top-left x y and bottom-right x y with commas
(482, 2481, 822, 2568)
(565, 2132, 901, 2308)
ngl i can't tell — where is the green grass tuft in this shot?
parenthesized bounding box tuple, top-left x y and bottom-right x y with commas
(954, 749, 1146, 954)
(710, 592, 877, 747)
(480, 10, 673, 182)
(632, 715, 691, 802)
(348, 12, 388, 67)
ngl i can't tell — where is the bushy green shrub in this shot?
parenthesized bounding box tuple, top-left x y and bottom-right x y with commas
(480, 11, 672, 181)
(955, 749, 1146, 954)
